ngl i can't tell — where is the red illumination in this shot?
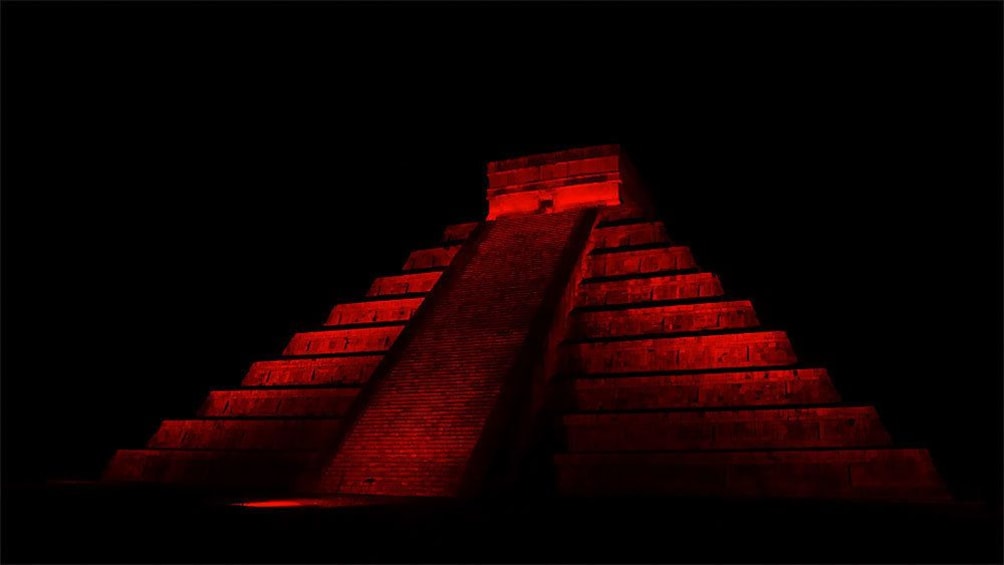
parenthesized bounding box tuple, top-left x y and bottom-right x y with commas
(236, 499, 307, 508)
(577, 272, 724, 307)
(101, 144, 949, 503)
(325, 297, 424, 326)
(241, 355, 382, 386)
(402, 245, 461, 270)
(235, 496, 409, 509)
(367, 271, 442, 296)
(571, 300, 760, 339)
(567, 330, 798, 374)
(569, 368, 841, 410)
(282, 325, 403, 356)
(587, 245, 697, 278)
(590, 221, 670, 250)
(486, 146, 627, 219)
(314, 210, 592, 497)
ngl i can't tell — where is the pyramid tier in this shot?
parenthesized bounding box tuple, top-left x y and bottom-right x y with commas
(441, 222, 480, 243)
(554, 448, 950, 501)
(402, 245, 461, 271)
(367, 271, 443, 297)
(567, 368, 841, 410)
(577, 272, 724, 308)
(241, 355, 383, 386)
(199, 387, 359, 417)
(565, 330, 798, 374)
(586, 245, 697, 279)
(595, 205, 651, 225)
(283, 325, 403, 356)
(147, 418, 342, 450)
(324, 297, 425, 327)
(104, 448, 318, 488)
(561, 405, 890, 451)
(571, 299, 759, 339)
(590, 221, 669, 251)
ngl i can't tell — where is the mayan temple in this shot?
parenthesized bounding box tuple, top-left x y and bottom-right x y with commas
(103, 145, 951, 503)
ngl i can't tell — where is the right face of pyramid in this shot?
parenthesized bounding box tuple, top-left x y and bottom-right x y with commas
(553, 200, 950, 502)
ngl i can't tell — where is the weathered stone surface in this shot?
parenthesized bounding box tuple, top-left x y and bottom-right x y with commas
(565, 331, 798, 374)
(442, 222, 480, 243)
(562, 406, 890, 451)
(199, 388, 358, 417)
(577, 272, 724, 307)
(403, 246, 461, 271)
(568, 368, 840, 410)
(325, 297, 424, 327)
(590, 221, 669, 250)
(241, 356, 382, 386)
(571, 300, 759, 339)
(587, 246, 697, 278)
(367, 271, 442, 296)
(283, 326, 403, 356)
(147, 418, 341, 450)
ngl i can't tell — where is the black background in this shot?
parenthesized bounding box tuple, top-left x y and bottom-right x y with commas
(2, 1, 1002, 505)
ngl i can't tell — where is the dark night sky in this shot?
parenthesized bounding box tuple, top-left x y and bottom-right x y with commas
(2, 1, 1002, 504)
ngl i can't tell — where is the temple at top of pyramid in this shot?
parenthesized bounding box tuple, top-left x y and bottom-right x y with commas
(485, 144, 651, 219)
(103, 145, 951, 503)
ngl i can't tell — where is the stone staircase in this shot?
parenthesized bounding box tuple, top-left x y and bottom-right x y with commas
(314, 209, 593, 497)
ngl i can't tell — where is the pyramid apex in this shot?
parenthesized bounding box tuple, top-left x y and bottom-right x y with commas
(485, 144, 646, 220)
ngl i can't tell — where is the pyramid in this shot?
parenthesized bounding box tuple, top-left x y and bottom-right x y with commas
(104, 145, 950, 502)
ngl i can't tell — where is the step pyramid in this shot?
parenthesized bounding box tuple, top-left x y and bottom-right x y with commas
(104, 144, 950, 502)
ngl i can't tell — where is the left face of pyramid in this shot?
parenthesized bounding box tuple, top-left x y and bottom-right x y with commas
(101, 221, 480, 491)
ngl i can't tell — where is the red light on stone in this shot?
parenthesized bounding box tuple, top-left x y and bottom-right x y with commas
(236, 499, 306, 508)
(101, 144, 950, 504)
(235, 497, 396, 508)
(485, 144, 639, 219)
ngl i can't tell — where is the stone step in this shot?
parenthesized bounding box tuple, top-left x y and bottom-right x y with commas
(595, 205, 651, 226)
(198, 388, 359, 417)
(324, 297, 424, 327)
(561, 406, 889, 451)
(367, 271, 443, 297)
(571, 300, 759, 339)
(103, 448, 318, 488)
(567, 368, 840, 410)
(441, 222, 480, 243)
(590, 221, 669, 251)
(283, 325, 402, 356)
(554, 448, 950, 501)
(241, 355, 383, 386)
(147, 418, 341, 450)
(564, 330, 797, 374)
(487, 149, 621, 189)
(577, 272, 724, 307)
(402, 245, 461, 271)
(586, 246, 697, 279)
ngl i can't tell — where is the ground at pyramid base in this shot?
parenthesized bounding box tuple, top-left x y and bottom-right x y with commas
(2, 481, 1001, 564)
